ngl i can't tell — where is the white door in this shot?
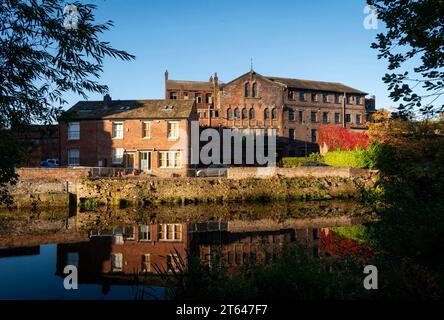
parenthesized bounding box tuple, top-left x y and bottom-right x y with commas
(140, 151, 151, 171)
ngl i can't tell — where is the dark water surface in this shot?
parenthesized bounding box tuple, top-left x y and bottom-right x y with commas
(0, 201, 373, 300)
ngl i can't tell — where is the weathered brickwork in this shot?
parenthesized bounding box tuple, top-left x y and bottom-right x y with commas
(166, 70, 376, 157)
(59, 99, 198, 178)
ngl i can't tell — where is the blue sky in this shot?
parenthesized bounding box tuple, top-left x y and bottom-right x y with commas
(64, 0, 394, 109)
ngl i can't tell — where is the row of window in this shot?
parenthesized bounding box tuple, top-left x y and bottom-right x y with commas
(226, 107, 278, 121)
(288, 91, 363, 105)
(67, 149, 182, 167)
(111, 252, 179, 273)
(67, 121, 180, 141)
(225, 108, 363, 124)
(287, 110, 363, 124)
(169, 91, 212, 104)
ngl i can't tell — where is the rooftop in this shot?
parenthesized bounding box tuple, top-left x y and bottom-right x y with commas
(63, 99, 195, 120)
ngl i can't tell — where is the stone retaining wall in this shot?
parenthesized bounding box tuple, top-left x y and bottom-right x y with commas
(77, 173, 376, 207)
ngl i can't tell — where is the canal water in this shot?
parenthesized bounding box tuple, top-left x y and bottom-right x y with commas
(0, 201, 373, 300)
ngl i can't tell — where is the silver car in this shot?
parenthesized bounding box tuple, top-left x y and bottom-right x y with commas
(196, 164, 228, 177)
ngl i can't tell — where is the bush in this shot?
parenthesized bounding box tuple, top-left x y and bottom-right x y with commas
(318, 125, 369, 151)
(281, 153, 323, 168)
(323, 149, 367, 168)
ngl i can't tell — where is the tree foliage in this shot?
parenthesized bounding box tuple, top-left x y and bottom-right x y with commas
(0, 0, 134, 197)
(318, 125, 369, 152)
(368, 0, 444, 116)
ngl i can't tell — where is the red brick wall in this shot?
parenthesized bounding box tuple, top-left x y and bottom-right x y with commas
(57, 223, 189, 275)
(60, 118, 194, 177)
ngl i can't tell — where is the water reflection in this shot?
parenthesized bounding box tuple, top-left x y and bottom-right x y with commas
(0, 201, 373, 300)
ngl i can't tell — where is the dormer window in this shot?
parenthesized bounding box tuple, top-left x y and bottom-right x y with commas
(195, 94, 202, 104)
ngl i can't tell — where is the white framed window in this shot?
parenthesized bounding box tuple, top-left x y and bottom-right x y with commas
(195, 94, 202, 104)
(112, 122, 123, 139)
(68, 149, 80, 166)
(112, 148, 124, 164)
(167, 121, 179, 139)
(159, 224, 182, 241)
(142, 121, 151, 139)
(141, 254, 151, 273)
(138, 225, 150, 241)
(167, 254, 180, 273)
(111, 253, 123, 272)
(68, 122, 80, 140)
(158, 151, 181, 168)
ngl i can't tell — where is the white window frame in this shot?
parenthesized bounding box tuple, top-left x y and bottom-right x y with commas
(158, 151, 182, 169)
(138, 225, 151, 241)
(142, 121, 151, 139)
(112, 122, 124, 139)
(167, 254, 180, 273)
(167, 121, 179, 140)
(67, 122, 80, 140)
(159, 224, 182, 241)
(67, 149, 80, 166)
(141, 254, 151, 273)
(111, 253, 123, 272)
(112, 148, 124, 164)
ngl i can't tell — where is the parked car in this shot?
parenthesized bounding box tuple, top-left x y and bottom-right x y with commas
(40, 159, 59, 168)
(196, 164, 228, 177)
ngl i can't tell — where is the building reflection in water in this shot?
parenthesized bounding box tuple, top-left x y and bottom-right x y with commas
(56, 221, 329, 285)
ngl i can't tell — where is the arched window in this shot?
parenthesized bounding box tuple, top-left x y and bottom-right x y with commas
(252, 83, 257, 97)
(272, 108, 278, 120)
(288, 109, 295, 121)
(245, 83, 250, 97)
(249, 108, 255, 120)
(227, 108, 232, 120)
(242, 108, 247, 119)
(264, 108, 270, 120)
(234, 108, 240, 120)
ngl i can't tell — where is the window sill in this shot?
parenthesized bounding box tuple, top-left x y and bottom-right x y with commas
(167, 137, 179, 141)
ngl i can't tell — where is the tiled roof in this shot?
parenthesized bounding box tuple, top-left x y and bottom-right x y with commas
(266, 76, 367, 94)
(166, 80, 216, 91)
(63, 99, 195, 120)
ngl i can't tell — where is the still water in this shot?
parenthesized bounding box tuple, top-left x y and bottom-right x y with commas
(0, 201, 372, 300)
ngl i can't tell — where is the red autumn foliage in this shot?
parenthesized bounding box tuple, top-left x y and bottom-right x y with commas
(320, 229, 373, 261)
(318, 125, 369, 151)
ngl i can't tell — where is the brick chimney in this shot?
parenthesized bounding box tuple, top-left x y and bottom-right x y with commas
(103, 94, 112, 108)
(164, 69, 169, 99)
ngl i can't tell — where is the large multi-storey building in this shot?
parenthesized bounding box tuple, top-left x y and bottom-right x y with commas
(166, 69, 376, 156)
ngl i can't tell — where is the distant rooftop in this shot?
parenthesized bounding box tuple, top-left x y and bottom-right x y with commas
(63, 99, 195, 120)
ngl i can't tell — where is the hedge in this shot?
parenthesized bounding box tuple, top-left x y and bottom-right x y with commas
(323, 149, 367, 168)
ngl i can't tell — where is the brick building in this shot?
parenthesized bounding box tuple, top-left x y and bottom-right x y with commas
(166, 69, 376, 157)
(165, 70, 220, 127)
(59, 97, 197, 177)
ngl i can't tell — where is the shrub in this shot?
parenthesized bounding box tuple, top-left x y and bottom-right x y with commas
(323, 149, 367, 168)
(281, 153, 323, 168)
(318, 125, 369, 151)
(281, 157, 308, 168)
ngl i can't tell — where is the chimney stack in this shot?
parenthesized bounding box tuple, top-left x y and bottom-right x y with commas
(103, 94, 112, 108)
(209, 75, 213, 83)
(214, 72, 219, 86)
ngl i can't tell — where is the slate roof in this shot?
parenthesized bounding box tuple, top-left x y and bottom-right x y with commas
(166, 80, 216, 91)
(266, 76, 367, 94)
(63, 99, 195, 120)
